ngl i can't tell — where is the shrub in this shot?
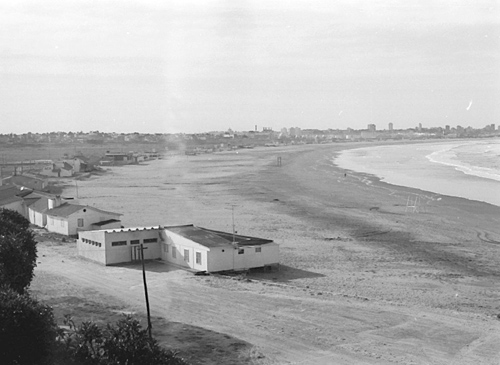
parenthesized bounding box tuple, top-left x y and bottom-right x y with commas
(0, 286, 59, 365)
(62, 315, 189, 365)
(0, 208, 31, 234)
(0, 209, 37, 293)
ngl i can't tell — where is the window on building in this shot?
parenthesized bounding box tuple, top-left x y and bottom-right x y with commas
(172, 248, 176, 259)
(98, 242, 101, 247)
(130, 240, 140, 245)
(184, 249, 189, 262)
(196, 252, 201, 265)
(111, 241, 127, 247)
(255, 247, 262, 253)
(60, 219, 64, 227)
(238, 248, 244, 255)
(143, 238, 158, 243)
(77, 218, 84, 227)
(163, 244, 168, 253)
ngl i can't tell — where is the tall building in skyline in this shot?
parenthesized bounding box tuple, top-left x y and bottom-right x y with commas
(367, 124, 376, 132)
(388, 123, 393, 131)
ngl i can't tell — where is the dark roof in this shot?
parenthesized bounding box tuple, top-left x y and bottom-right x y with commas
(165, 225, 273, 248)
(62, 162, 73, 170)
(0, 185, 21, 201)
(17, 189, 35, 198)
(7, 175, 45, 184)
(22, 190, 59, 199)
(24, 197, 42, 207)
(46, 203, 84, 217)
(201, 227, 274, 246)
(46, 203, 122, 218)
(0, 185, 24, 205)
(92, 219, 121, 226)
(0, 195, 23, 206)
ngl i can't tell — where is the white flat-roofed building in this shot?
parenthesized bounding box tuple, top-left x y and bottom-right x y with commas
(78, 226, 162, 265)
(77, 224, 279, 271)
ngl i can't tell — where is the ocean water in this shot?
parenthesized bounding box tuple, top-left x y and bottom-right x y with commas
(334, 139, 500, 206)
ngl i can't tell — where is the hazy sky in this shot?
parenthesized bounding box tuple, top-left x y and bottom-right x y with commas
(1, 0, 499, 134)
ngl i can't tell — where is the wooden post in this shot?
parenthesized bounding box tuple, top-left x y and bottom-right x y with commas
(140, 243, 152, 339)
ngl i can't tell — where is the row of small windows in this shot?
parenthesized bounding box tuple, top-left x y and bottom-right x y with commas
(80, 238, 158, 247)
(81, 238, 102, 247)
(113, 238, 158, 246)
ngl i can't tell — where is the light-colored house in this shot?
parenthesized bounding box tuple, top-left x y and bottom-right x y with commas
(77, 224, 279, 272)
(23, 191, 63, 227)
(46, 203, 122, 236)
(40, 162, 74, 177)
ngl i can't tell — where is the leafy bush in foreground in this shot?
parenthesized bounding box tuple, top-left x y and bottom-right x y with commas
(0, 209, 37, 293)
(62, 315, 189, 365)
(0, 286, 59, 365)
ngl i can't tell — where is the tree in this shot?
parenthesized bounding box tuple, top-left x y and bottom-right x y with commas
(62, 315, 189, 365)
(0, 286, 59, 365)
(0, 209, 37, 293)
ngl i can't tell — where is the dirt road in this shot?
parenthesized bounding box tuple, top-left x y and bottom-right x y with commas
(36, 243, 500, 365)
(35, 144, 500, 364)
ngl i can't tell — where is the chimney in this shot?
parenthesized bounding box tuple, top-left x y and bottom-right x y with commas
(48, 199, 55, 210)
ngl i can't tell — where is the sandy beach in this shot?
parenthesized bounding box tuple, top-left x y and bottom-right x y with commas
(33, 142, 500, 364)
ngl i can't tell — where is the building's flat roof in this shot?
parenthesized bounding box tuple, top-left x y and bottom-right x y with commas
(90, 226, 161, 234)
(165, 224, 274, 248)
(78, 224, 274, 249)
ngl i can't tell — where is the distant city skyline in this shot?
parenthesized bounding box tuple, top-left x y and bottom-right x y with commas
(1, 1, 499, 135)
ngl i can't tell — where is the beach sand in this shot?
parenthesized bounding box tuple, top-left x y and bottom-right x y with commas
(34, 143, 500, 364)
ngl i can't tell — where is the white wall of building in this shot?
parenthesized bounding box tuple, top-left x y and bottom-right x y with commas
(78, 228, 162, 265)
(77, 230, 107, 264)
(47, 207, 121, 236)
(67, 208, 121, 236)
(161, 230, 209, 271)
(47, 215, 69, 235)
(207, 246, 235, 272)
(233, 243, 280, 271)
(77, 226, 279, 271)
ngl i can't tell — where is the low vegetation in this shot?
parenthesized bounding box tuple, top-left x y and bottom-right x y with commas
(0, 208, 189, 365)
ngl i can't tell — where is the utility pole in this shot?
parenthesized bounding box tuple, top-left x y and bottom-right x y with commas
(140, 243, 152, 339)
(75, 179, 79, 198)
(232, 205, 236, 243)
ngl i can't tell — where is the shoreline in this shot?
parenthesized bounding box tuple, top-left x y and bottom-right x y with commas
(47, 141, 500, 363)
(334, 139, 500, 207)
